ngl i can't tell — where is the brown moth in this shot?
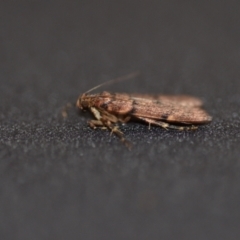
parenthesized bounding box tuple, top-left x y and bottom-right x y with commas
(75, 73, 212, 148)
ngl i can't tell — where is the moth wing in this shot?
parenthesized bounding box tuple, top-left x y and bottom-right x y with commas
(130, 94, 203, 107)
(131, 98, 212, 124)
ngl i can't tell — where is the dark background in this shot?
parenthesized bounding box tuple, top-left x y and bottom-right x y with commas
(1, 1, 240, 239)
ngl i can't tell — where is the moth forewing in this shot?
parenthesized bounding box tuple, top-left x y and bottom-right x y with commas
(130, 98, 212, 124)
(130, 94, 203, 107)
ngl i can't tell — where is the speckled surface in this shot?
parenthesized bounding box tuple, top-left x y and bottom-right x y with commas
(1, 1, 240, 239)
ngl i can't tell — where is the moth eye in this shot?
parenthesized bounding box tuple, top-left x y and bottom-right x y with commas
(82, 101, 89, 108)
(77, 98, 88, 109)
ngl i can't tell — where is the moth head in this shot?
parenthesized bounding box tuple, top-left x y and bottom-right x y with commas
(76, 93, 91, 110)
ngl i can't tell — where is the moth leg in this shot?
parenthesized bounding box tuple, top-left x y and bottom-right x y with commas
(111, 127, 132, 150)
(137, 117, 198, 131)
(99, 117, 131, 149)
(91, 107, 120, 133)
(90, 107, 132, 149)
(110, 125, 123, 136)
(90, 107, 102, 120)
(88, 120, 107, 130)
(100, 117, 123, 137)
(118, 116, 131, 123)
(137, 117, 169, 129)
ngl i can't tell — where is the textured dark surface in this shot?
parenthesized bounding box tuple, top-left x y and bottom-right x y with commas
(1, 1, 240, 239)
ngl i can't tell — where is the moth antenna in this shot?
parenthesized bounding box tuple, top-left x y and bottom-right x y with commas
(85, 71, 140, 94)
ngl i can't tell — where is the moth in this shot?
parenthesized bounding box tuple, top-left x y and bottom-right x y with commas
(73, 72, 212, 148)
